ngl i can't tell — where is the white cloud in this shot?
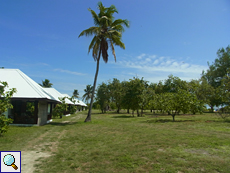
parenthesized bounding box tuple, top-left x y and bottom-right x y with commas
(54, 69, 86, 76)
(159, 56, 165, 61)
(153, 59, 159, 65)
(172, 62, 179, 67)
(181, 63, 189, 69)
(137, 53, 146, 59)
(165, 60, 172, 65)
(145, 58, 151, 62)
(115, 54, 208, 82)
(150, 55, 157, 59)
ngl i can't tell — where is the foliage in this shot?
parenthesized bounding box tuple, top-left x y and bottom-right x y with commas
(219, 69, 230, 106)
(108, 78, 123, 113)
(124, 77, 146, 116)
(79, 1, 129, 122)
(39, 79, 53, 88)
(150, 89, 204, 121)
(0, 116, 13, 135)
(0, 81, 16, 135)
(121, 81, 131, 113)
(202, 45, 230, 109)
(52, 97, 68, 118)
(69, 105, 77, 114)
(72, 89, 79, 98)
(82, 85, 93, 104)
(163, 75, 187, 93)
(68, 96, 77, 114)
(139, 83, 155, 115)
(92, 100, 100, 109)
(96, 82, 110, 113)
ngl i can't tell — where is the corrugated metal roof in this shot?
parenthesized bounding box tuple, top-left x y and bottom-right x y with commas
(43, 88, 74, 105)
(0, 69, 57, 101)
(72, 98, 87, 107)
(0, 69, 87, 106)
(62, 93, 87, 107)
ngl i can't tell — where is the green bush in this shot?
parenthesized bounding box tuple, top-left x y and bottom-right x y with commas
(0, 116, 13, 135)
(52, 97, 68, 118)
(0, 81, 16, 136)
(69, 105, 77, 114)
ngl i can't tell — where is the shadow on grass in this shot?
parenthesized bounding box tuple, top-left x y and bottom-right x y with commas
(112, 115, 135, 118)
(144, 113, 164, 116)
(143, 119, 198, 123)
(48, 121, 79, 126)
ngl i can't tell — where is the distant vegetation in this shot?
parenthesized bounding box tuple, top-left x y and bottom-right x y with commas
(92, 45, 230, 121)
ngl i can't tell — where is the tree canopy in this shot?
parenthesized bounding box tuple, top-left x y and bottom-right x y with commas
(202, 45, 230, 110)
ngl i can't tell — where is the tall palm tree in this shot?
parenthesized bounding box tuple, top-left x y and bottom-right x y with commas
(40, 79, 53, 88)
(79, 2, 129, 122)
(82, 84, 93, 105)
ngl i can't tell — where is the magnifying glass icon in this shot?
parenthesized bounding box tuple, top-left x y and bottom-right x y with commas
(3, 154, 18, 170)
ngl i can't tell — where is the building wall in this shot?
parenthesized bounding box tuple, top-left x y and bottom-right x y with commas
(37, 101, 48, 126)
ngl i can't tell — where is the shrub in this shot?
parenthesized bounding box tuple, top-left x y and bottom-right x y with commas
(0, 81, 16, 136)
(0, 116, 13, 135)
(52, 97, 68, 118)
(69, 105, 77, 114)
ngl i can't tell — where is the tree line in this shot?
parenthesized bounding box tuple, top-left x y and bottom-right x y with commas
(91, 45, 230, 121)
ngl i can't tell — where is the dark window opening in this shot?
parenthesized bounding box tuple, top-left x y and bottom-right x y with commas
(10, 100, 38, 124)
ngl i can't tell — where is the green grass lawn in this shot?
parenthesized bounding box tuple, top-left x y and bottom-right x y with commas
(1, 110, 230, 173)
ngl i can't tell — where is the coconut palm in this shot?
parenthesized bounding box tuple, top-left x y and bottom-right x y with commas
(82, 85, 93, 105)
(40, 79, 53, 88)
(73, 89, 79, 98)
(79, 1, 129, 122)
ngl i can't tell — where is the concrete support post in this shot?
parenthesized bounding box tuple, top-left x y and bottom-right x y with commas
(37, 101, 48, 126)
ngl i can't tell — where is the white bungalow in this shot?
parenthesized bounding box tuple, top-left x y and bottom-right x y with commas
(61, 94, 87, 111)
(0, 69, 74, 126)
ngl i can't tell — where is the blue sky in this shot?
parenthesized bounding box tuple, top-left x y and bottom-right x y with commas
(1, 0, 229, 99)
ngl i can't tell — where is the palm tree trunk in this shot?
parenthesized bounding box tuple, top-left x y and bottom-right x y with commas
(85, 51, 101, 122)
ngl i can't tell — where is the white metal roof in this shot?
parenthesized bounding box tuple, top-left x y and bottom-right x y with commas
(62, 93, 87, 107)
(73, 98, 87, 107)
(43, 88, 74, 105)
(0, 69, 87, 106)
(79, 100, 87, 107)
(0, 69, 57, 101)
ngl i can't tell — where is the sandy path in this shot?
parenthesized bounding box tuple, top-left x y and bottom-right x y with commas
(21, 114, 84, 172)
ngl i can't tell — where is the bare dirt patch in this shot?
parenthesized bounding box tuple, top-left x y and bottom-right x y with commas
(22, 129, 68, 172)
(21, 150, 51, 173)
(21, 114, 84, 172)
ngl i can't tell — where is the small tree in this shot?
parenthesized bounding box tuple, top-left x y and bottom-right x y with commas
(96, 82, 110, 113)
(69, 96, 77, 114)
(0, 82, 16, 135)
(52, 97, 68, 119)
(108, 78, 123, 113)
(159, 90, 204, 121)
